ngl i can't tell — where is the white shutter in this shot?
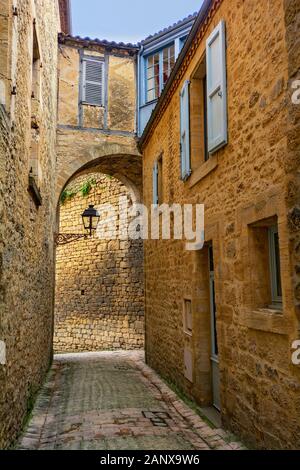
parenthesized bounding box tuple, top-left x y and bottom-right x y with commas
(82, 58, 104, 106)
(180, 80, 191, 180)
(153, 162, 158, 207)
(206, 20, 227, 153)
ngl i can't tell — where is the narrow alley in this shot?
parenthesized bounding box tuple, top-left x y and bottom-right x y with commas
(18, 352, 244, 451)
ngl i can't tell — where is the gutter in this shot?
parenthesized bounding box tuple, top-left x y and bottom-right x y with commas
(138, 0, 213, 151)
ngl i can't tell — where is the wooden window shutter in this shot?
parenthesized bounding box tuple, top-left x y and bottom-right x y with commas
(180, 80, 191, 180)
(82, 58, 104, 106)
(206, 20, 227, 153)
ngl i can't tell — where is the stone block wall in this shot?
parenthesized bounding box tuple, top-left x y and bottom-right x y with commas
(0, 0, 60, 449)
(54, 173, 144, 352)
(142, 0, 300, 450)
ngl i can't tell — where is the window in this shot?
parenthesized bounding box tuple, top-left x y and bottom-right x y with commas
(183, 299, 193, 335)
(180, 80, 191, 180)
(190, 55, 209, 169)
(248, 218, 283, 311)
(146, 53, 160, 102)
(152, 155, 163, 207)
(180, 20, 227, 183)
(146, 43, 175, 103)
(29, 22, 42, 194)
(31, 23, 41, 100)
(269, 226, 282, 305)
(153, 161, 158, 207)
(82, 57, 104, 106)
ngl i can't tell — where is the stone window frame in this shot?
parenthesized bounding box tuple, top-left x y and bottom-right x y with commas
(29, 14, 43, 204)
(238, 186, 290, 336)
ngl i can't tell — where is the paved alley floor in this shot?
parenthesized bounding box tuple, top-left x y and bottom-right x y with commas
(18, 351, 245, 450)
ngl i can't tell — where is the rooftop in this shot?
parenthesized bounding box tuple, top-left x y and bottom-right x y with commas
(58, 33, 139, 51)
(140, 11, 198, 45)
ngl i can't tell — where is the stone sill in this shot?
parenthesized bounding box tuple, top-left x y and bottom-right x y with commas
(81, 101, 105, 109)
(188, 154, 218, 189)
(240, 308, 288, 336)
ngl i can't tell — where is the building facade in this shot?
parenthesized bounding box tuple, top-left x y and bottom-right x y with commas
(0, 0, 69, 449)
(140, 0, 300, 450)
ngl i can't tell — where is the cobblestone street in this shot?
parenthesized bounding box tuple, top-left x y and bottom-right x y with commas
(18, 351, 245, 451)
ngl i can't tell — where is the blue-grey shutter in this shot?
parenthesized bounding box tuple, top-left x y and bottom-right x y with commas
(153, 162, 158, 207)
(180, 80, 191, 180)
(206, 20, 227, 153)
(82, 58, 104, 106)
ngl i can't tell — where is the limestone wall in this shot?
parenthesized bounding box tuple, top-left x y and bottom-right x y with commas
(54, 174, 144, 352)
(142, 0, 300, 450)
(0, 0, 60, 449)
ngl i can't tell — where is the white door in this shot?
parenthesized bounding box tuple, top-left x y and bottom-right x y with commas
(208, 245, 220, 410)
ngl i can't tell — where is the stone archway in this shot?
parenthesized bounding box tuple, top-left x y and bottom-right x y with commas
(54, 167, 144, 353)
(56, 127, 142, 204)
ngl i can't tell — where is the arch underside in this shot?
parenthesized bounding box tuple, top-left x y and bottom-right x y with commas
(56, 128, 142, 203)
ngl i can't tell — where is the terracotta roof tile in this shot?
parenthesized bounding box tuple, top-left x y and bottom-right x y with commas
(140, 12, 198, 44)
(58, 33, 139, 51)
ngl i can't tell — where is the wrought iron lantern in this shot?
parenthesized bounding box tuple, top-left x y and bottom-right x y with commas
(55, 204, 100, 246)
(81, 204, 100, 237)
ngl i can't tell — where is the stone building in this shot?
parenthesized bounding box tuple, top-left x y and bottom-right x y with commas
(140, 0, 300, 450)
(0, 0, 70, 449)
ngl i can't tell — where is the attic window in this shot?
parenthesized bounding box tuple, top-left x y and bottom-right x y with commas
(82, 57, 104, 106)
(146, 43, 175, 103)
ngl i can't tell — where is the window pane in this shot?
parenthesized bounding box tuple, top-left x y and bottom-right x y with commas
(147, 53, 160, 101)
(162, 44, 175, 86)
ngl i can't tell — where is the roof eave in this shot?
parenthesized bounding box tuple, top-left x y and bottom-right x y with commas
(58, 33, 139, 52)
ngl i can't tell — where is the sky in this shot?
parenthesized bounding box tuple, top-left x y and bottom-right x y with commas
(71, 0, 203, 44)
